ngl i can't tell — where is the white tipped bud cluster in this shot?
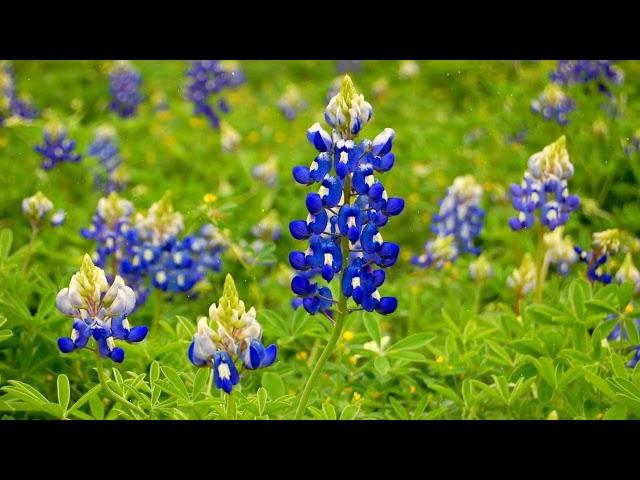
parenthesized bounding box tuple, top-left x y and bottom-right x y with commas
(97, 191, 134, 227)
(135, 193, 184, 244)
(544, 227, 578, 268)
(449, 175, 483, 206)
(469, 255, 493, 282)
(220, 122, 241, 153)
(95, 124, 117, 141)
(55, 254, 136, 321)
(324, 75, 373, 138)
(527, 135, 574, 181)
(507, 253, 536, 295)
(592, 228, 620, 256)
(615, 253, 640, 292)
(22, 191, 53, 223)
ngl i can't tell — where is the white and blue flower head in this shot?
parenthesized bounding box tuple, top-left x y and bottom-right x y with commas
(89, 125, 125, 193)
(290, 76, 402, 318)
(56, 254, 147, 363)
(575, 229, 621, 285)
(0, 61, 38, 126)
(543, 227, 578, 276)
(278, 84, 307, 121)
(531, 84, 575, 125)
(509, 136, 580, 232)
(188, 274, 277, 394)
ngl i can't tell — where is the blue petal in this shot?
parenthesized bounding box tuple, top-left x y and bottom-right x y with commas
(127, 326, 148, 343)
(58, 337, 76, 353)
(110, 347, 125, 363)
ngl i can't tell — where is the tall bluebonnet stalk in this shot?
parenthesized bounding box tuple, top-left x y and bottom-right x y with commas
(88, 126, 126, 193)
(109, 61, 143, 118)
(22, 191, 64, 272)
(188, 274, 276, 394)
(185, 60, 243, 129)
(412, 175, 484, 269)
(551, 60, 623, 94)
(34, 123, 82, 170)
(289, 75, 403, 418)
(508, 136, 580, 302)
(0, 61, 38, 126)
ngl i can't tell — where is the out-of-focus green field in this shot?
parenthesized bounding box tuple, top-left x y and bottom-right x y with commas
(2, 60, 640, 420)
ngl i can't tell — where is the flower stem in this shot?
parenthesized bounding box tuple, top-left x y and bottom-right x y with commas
(294, 174, 352, 420)
(534, 224, 545, 303)
(94, 349, 146, 418)
(226, 390, 236, 420)
(22, 224, 38, 273)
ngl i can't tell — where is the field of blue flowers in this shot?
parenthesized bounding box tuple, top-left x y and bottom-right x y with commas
(2, 59, 640, 420)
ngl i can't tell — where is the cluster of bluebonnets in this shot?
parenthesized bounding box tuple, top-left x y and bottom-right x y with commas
(289, 76, 403, 317)
(81, 192, 227, 309)
(412, 175, 484, 269)
(10, 59, 640, 412)
(0, 61, 38, 126)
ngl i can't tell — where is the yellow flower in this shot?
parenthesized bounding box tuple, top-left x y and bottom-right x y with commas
(203, 193, 218, 204)
(342, 330, 354, 341)
(409, 386, 417, 394)
(349, 355, 358, 365)
(352, 392, 362, 402)
(296, 351, 309, 361)
(436, 355, 445, 364)
(625, 303, 634, 315)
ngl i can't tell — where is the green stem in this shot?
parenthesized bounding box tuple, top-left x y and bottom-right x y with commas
(226, 390, 236, 420)
(95, 350, 146, 418)
(22, 225, 38, 274)
(472, 282, 483, 317)
(294, 174, 352, 420)
(534, 224, 545, 304)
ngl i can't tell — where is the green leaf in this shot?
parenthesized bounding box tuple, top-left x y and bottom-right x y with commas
(192, 367, 209, 400)
(618, 282, 634, 310)
(322, 401, 337, 420)
(262, 372, 285, 399)
(541, 331, 564, 357)
(161, 366, 189, 400)
(557, 366, 583, 389)
(513, 339, 545, 357)
(533, 357, 557, 389)
(307, 406, 326, 420)
(374, 356, 390, 375)
(67, 384, 102, 416)
(569, 278, 590, 319)
(526, 304, 564, 324)
(411, 396, 429, 420)
(585, 299, 618, 315)
(428, 383, 463, 407)
(56, 374, 70, 414)
(0, 229, 13, 261)
(624, 317, 640, 344)
(89, 394, 105, 419)
(603, 404, 627, 420)
(389, 397, 409, 419)
(256, 387, 267, 415)
(387, 333, 434, 352)
(0, 328, 12, 344)
(363, 314, 381, 347)
(509, 362, 537, 382)
(386, 350, 427, 362)
(584, 370, 616, 400)
(339, 404, 360, 420)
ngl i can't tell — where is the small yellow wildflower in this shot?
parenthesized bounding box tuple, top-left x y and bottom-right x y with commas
(352, 392, 362, 402)
(203, 193, 218, 204)
(349, 355, 358, 366)
(342, 330, 354, 341)
(296, 351, 309, 361)
(625, 303, 634, 315)
(409, 386, 417, 394)
(436, 355, 445, 364)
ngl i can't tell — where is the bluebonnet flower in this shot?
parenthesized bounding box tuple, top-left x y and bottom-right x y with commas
(109, 61, 143, 118)
(278, 84, 307, 121)
(543, 227, 578, 276)
(606, 302, 640, 368)
(575, 229, 620, 285)
(551, 60, 624, 91)
(508, 136, 580, 232)
(290, 76, 403, 318)
(252, 155, 278, 187)
(34, 123, 82, 170)
(188, 274, 276, 394)
(22, 191, 65, 229)
(56, 254, 148, 363)
(0, 61, 38, 126)
(531, 84, 575, 125)
(251, 211, 281, 243)
(151, 92, 169, 113)
(412, 175, 484, 269)
(88, 125, 126, 193)
(185, 60, 242, 129)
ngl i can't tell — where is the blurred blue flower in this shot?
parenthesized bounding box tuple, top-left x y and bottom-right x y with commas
(185, 60, 243, 129)
(413, 175, 484, 269)
(88, 126, 125, 193)
(531, 84, 575, 125)
(574, 229, 620, 285)
(290, 76, 402, 318)
(551, 60, 623, 92)
(508, 136, 580, 232)
(34, 124, 82, 170)
(0, 62, 38, 126)
(109, 61, 143, 118)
